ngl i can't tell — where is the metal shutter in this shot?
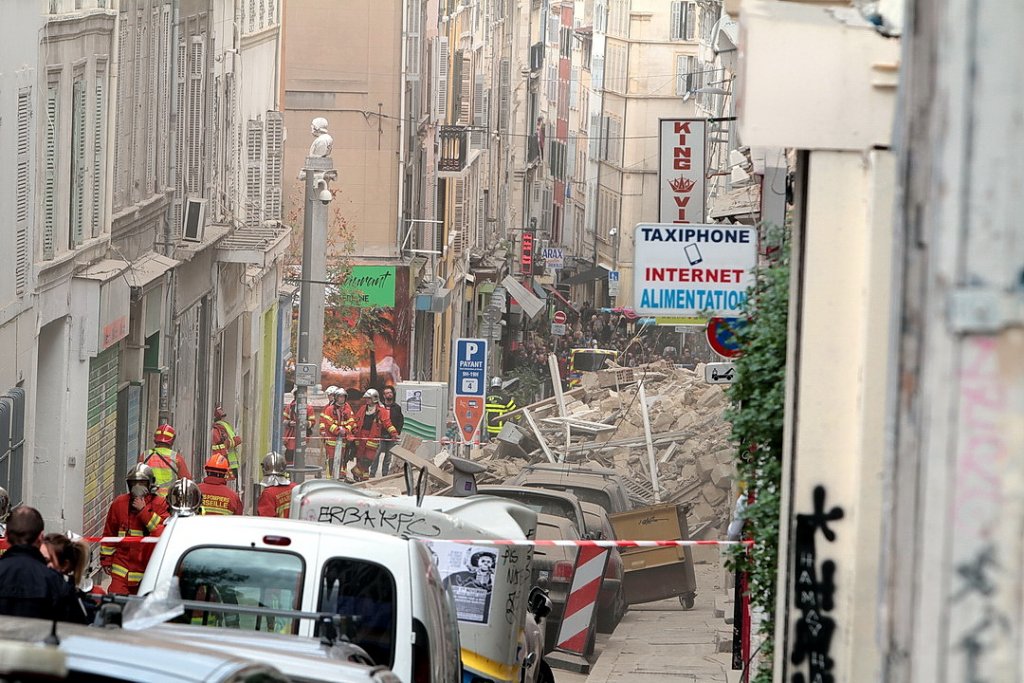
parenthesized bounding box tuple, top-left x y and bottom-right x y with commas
(71, 77, 87, 248)
(93, 69, 106, 239)
(264, 111, 283, 221)
(246, 118, 264, 227)
(83, 347, 120, 538)
(43, 84, 58, 261)
(16, 90, 30, 294)
(434, 36, 449, 122)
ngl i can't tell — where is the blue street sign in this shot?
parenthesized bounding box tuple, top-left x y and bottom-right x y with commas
(454, 338, 489, 397)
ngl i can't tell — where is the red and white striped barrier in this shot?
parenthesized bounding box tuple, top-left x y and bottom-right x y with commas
(82, 535, 752, 547)
(555, 545, 609, 655)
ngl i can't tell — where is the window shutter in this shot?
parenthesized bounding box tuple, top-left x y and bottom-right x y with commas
(114, 11, 129, 210)
(472, 74, 485, 147)
(130, 14, 143, 204)
(476, 194, 485, 248)
(547, 14, 558, 44)
(172, 37, 186, 238)
(459, 54, 472, 125)
(407, 1, 421, 79)
(147, 6, 159, 193)
(246, 119, 264, 227)
(434, 36, 449, 122)
(43, 84, 58, 261)
(570, 66, 579, 107)
(71, 77, 87, 249)
(264, 110, 283, 221)
(93, 70, 105, 239)
(685, 2, 697, 41)
(592, 54, 604, 90)
(589, 113, 601, 157)
(671, 1, 682, 40)
(15, 89, 31, 294)
(187, 35, 206, 197)
(498, 58, 510, 134)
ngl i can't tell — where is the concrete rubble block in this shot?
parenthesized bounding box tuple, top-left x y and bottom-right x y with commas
(697, 386, 727, 409)
(672, 411, 697, 431)
(702, 481, 728, 507)
(653, 410, 676, 433)
(710, 463, 735, 489)
(690, 499, 715, 524)
(697, 451, 719, 477)
(679, 463, 699, 483)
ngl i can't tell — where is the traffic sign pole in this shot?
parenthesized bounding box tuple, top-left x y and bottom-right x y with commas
(453, 338, 489, 444)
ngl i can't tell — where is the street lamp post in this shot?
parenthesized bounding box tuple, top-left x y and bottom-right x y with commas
(292, 118, 336, 483)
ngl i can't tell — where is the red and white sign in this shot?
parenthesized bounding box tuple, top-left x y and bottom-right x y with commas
(520, 231, 535, 276)
(553, 310, 567, 325)
(555, 546, 610, 655)
(633, 223, 758, 320)
(659, 119, 706, 224)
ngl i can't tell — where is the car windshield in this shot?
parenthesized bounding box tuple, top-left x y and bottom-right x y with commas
(487, 490, 579, 526)
(523, 481, 613, 511)
(316, 558, 398, 668)
(571, 351, 615, 372)
(176, 546, 305, 634)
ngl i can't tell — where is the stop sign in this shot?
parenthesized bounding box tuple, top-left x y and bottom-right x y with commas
(553, 310, 567, 325)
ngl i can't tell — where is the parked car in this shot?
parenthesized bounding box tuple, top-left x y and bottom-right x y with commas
(137, 515, 462, 683)
(142, 623, 402, 683)
(505, 463, 633, 513)
(530, 513, 583, 654)
(0, 616, 290, 683)
(580, 501, 627, 633)
(476, 484, 590, 537)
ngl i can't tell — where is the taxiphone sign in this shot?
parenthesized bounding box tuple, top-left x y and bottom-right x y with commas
(633, 223, 758, 318)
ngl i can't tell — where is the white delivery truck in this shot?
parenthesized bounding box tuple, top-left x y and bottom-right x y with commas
(291, 479, 554, 683)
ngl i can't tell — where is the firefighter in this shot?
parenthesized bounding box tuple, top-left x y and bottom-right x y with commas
(347, 389, 398, 482)
(100, 463, 169, 595)
(319, 386, 355, 479)
(282, 394, 315, 465)
(198, 455, 243, 515)
(211, 406, 243, 484)
(485, 377, 518, 438)
(257, 452, 297, 518)
(139, 424, 191, 498)
(0, 486, 9, 557)
(167, 478, 204, 517)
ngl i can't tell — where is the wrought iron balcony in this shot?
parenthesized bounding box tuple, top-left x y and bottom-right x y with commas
(438, 126, 469, 174)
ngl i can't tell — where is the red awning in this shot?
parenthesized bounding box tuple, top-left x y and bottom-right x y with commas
(545, 286, 577, 311)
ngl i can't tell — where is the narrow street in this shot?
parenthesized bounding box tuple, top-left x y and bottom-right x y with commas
(556, 556, 739, 683)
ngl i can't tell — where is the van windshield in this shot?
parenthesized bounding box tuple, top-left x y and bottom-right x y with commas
(317, 558, 398, 668)
(176, 546, 304, 634)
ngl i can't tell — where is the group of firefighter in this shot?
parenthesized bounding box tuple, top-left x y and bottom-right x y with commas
(283, 385, 403, 482)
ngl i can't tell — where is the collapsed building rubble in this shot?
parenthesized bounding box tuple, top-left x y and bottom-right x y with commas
(387, 358, 739, 538)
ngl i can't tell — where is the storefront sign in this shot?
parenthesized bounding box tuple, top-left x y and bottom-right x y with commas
(521, 232, 535, 276)
(340, 266, 396, 307)
(659, 119, 706, 224)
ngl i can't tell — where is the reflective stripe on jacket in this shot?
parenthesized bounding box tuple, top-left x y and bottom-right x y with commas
(485, 393, 517, 434)
(212, 420, 241, 471)
(100, 493, 169, 587)
(141, 447, 189, 496)
(198, 476, 243, 515)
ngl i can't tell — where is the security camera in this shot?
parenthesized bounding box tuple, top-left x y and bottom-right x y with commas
(318, 188, 333, 204)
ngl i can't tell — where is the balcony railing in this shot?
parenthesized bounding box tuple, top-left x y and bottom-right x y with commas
(438, 126, 469, 173)
(48, 0, 109, 14)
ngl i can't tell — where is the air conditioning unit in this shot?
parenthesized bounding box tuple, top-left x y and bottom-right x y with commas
(182, 198, 207, 243)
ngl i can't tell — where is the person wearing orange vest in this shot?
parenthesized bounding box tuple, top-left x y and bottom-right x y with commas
(257, 452, 297, 518)
(211, 406, 242, 484)
(139, 424, 191, 498)
(100, 463, 169, 595)
(319, 386, 355, 478)
(347, 389, 398, 482)
(198, 455, 243, 515)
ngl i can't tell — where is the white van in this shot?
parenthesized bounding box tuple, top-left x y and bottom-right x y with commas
(291, 480, 553, 683)
(137, 515, 461, 683)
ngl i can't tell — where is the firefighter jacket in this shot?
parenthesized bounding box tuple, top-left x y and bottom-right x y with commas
(319, 402, 355, 449)
(100, 493, 169, 589)
(283, 400, 315, 452)
(211, 420, 242, 473)
(140, 447, 192, 497)
(485, 392, 518, 434)
(198, 475, 243, 515)
(350, 405, 398, 457)
(257, 482, 298, 518)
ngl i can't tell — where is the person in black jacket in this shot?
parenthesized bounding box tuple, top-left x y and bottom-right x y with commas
(0, 506, 87, 623)
(374, 385, 405, 477)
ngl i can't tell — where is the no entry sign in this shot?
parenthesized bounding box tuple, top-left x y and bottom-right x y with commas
(553, 310, 567, 325)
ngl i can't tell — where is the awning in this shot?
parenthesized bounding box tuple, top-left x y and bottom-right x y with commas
(560, 264, 610, 286)
(532, 282, 548, 299)
(501, 276, 545, 319)
(544, 286, 576, 311)
(124, 252, 179, 290)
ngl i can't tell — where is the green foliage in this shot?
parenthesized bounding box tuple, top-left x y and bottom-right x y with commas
(724, 230, 790, 681)
(507, 364, 546, 407)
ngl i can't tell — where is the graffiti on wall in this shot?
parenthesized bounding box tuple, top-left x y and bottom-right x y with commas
(791, 485, 844, 683)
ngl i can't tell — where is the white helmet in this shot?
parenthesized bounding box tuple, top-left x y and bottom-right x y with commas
(167, 478, 203, 516)
(491, 376, 502, 389)
(363, 388, 380, 403)
(261, 452, 291, 488)
(325, 385, 340, 397)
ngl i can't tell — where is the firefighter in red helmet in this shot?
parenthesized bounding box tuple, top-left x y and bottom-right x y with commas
(139, 424, 191, 498)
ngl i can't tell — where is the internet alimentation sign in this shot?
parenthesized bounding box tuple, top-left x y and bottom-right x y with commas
(633, 223, 758, 319)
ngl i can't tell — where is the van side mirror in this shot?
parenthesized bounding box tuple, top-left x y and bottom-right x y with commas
(528, 586, 552, 623)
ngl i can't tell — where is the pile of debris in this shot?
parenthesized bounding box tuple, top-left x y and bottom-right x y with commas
(464, 358, 739, 537)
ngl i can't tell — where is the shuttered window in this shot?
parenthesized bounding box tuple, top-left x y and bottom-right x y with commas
(158, 6, 172, 189)
(264, 111, 283, 221)
(172, 37, 187, 237)
(43, 81, 59, 261)
(84, 347, 120, 538)
(671, 2, 697, 42)
(147, 6, 159, 192)
(186, 36, 206, 198)
(434, 36, 449, 122)
(16, 90, 31, 294)
(93, 67, 106, 238)
(498, 58, 510, 134)
(114, 11, 129, 210)
(406, 0, 420, 79)
(246, 119, 264, 227)
(71, 76, 87, 249)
